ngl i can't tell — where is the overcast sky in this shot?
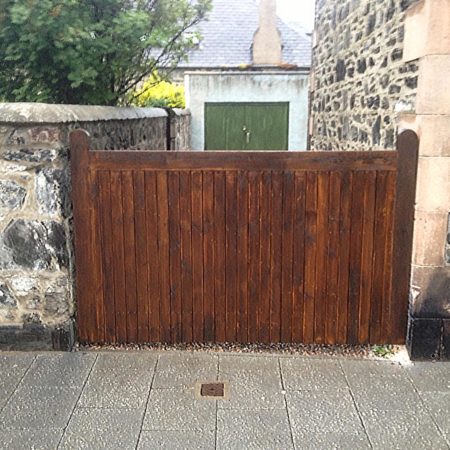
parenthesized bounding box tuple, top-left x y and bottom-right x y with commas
(277, 0, 316, 32)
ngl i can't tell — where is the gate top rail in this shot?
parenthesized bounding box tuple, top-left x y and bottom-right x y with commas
(70, 129, 402, 172)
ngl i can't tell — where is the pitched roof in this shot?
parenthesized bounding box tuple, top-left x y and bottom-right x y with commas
(179, 0, 312, 69)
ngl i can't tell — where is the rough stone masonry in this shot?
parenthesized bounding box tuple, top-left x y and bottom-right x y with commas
(310, 0, 419, 151)
(0, 103, 190, 349)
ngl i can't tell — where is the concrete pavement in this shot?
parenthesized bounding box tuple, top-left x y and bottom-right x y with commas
(0, 350, 449, 449)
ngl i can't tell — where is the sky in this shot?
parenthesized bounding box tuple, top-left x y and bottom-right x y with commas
(276, 0, 316, 33)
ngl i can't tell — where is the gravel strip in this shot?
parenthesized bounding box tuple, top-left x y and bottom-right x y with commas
(73, 342, 405, 362)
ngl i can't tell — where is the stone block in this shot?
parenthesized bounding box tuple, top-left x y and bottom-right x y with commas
(1, 146, 60, 163)
(404, 0, 450, 62)
(36, 167, 70, 217)
(0, 283, 17, 309)
(0, 180, 27, 211)
(2, 219, 68, 270)
(0, 320, 74, 351)
(415, 156, 450, 212)
(413, 209, 448, 266)
(398, 114, 450, 157)
(443, 319, 450, 361)
(417, 56, 450, 115)
(407, 317, 442, 360)
(410, 265, 450, 318)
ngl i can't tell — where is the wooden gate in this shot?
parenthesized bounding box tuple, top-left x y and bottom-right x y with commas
(71, 130, 418, 345)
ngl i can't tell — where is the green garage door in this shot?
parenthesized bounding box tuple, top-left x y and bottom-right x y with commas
(205, 102, 289, 150)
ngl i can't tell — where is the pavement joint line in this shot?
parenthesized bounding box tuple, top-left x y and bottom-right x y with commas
(56, 353, 99, 450)
(214, 354, 220, 449)
(135, 353, 160, 450)
(0, 355, 37, 416)
(403, 366, 450, 449)
(338, 359, 374, 450)
(278, 356, 296, 450)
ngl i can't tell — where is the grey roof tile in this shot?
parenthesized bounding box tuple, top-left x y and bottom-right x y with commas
(179, 0, 311, 68)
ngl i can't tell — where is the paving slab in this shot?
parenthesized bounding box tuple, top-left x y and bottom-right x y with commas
(219, 354, 281, 379)
(94, 352, 158, 372)
(0, 428, 64, 450)
(280, 358, 348, 391)
(405, 362, 450, 393)
(218, 355, 284, 409)
(360, 408, 449, 450)
(351, 383, 423, 413)
(292, 431, 371, 450)
(60, 407, 143, 450)
(287, 389, 364, 435)
(217, 408, 293, 450)
(138, 430, 215, 449)
(0, 384, 80, 430)
(340, 360, 416, 395)
(142, 387, 216, 431)
(420, 392, 450, 439)
(22, 352, 96, 389)
(78, 368, 153, 409)
(153, 352, 218, 388)
(0, 353, 34, 410)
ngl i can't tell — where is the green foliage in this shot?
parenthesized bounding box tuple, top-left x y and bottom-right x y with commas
(131, 74, 185, 108)
(372, 345, 395, 358)
(0, 0, 211, 105)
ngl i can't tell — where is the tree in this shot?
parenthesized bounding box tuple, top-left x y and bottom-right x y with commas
(0, 0, 210, 105)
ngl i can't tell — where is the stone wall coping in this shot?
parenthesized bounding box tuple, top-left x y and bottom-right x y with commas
(171, 108, 191, 117)
(0, 103, 171, 124)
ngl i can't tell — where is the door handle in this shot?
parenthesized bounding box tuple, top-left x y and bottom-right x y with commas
(242, 126, 251, 144)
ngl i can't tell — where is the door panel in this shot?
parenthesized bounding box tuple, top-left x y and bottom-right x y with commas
(205, 102, 289, 150)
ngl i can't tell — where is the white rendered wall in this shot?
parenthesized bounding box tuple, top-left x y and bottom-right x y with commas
(185, 71, 309, 150)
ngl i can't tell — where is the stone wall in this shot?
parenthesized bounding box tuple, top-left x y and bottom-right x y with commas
(310, 0, 419, 150)
(0, 103, 190, 349)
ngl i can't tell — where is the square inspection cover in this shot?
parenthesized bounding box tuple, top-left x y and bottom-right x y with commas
(201, 382, 225, 397)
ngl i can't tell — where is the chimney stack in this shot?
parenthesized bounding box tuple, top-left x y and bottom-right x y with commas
(252, 0, 282, 65)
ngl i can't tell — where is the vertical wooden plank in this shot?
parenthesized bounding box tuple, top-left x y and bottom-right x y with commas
(248, 172, 261, 342)
(314, 172, 330, 344)
(214, 172, 227, 342)
(168, 172, 182, 343)
(191, 172, 204, 342)
(179, 172, 194, 343)
(281, 171, 295, 342)
(145, 172, 161, 343)
(292, 173, 306, 343)
(110, 171, 127, 343)
(237, 171, 249, 342)
(379, 172, 396, 343)
(325, 171, 341, 344)
(259, 172, 272, 343)
(203, 171, 215, 341)
(347, 172, 366, 344)
(337, 171, 353, 344)
(122, 171, 138, 343)
(369, 171, 390, 343)
(303, 172, 318, 343)
(270, 172, 283, 342)
(70, 130, 94, 343)
(97, 170, 116, 343)
(225, 172, 238, 342)
(358, 171, 377, 344)
(156, 172, 171, 343)
(390, 131, 419, 344)
(89, 172, 105, 343)
(133, 171, 149, 343)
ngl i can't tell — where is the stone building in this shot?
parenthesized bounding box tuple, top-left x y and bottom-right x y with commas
(310, 0, 450, 359)
(182, 0, 311, 150)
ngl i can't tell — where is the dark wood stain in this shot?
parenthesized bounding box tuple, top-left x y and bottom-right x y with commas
(71, 130, 418, 345)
